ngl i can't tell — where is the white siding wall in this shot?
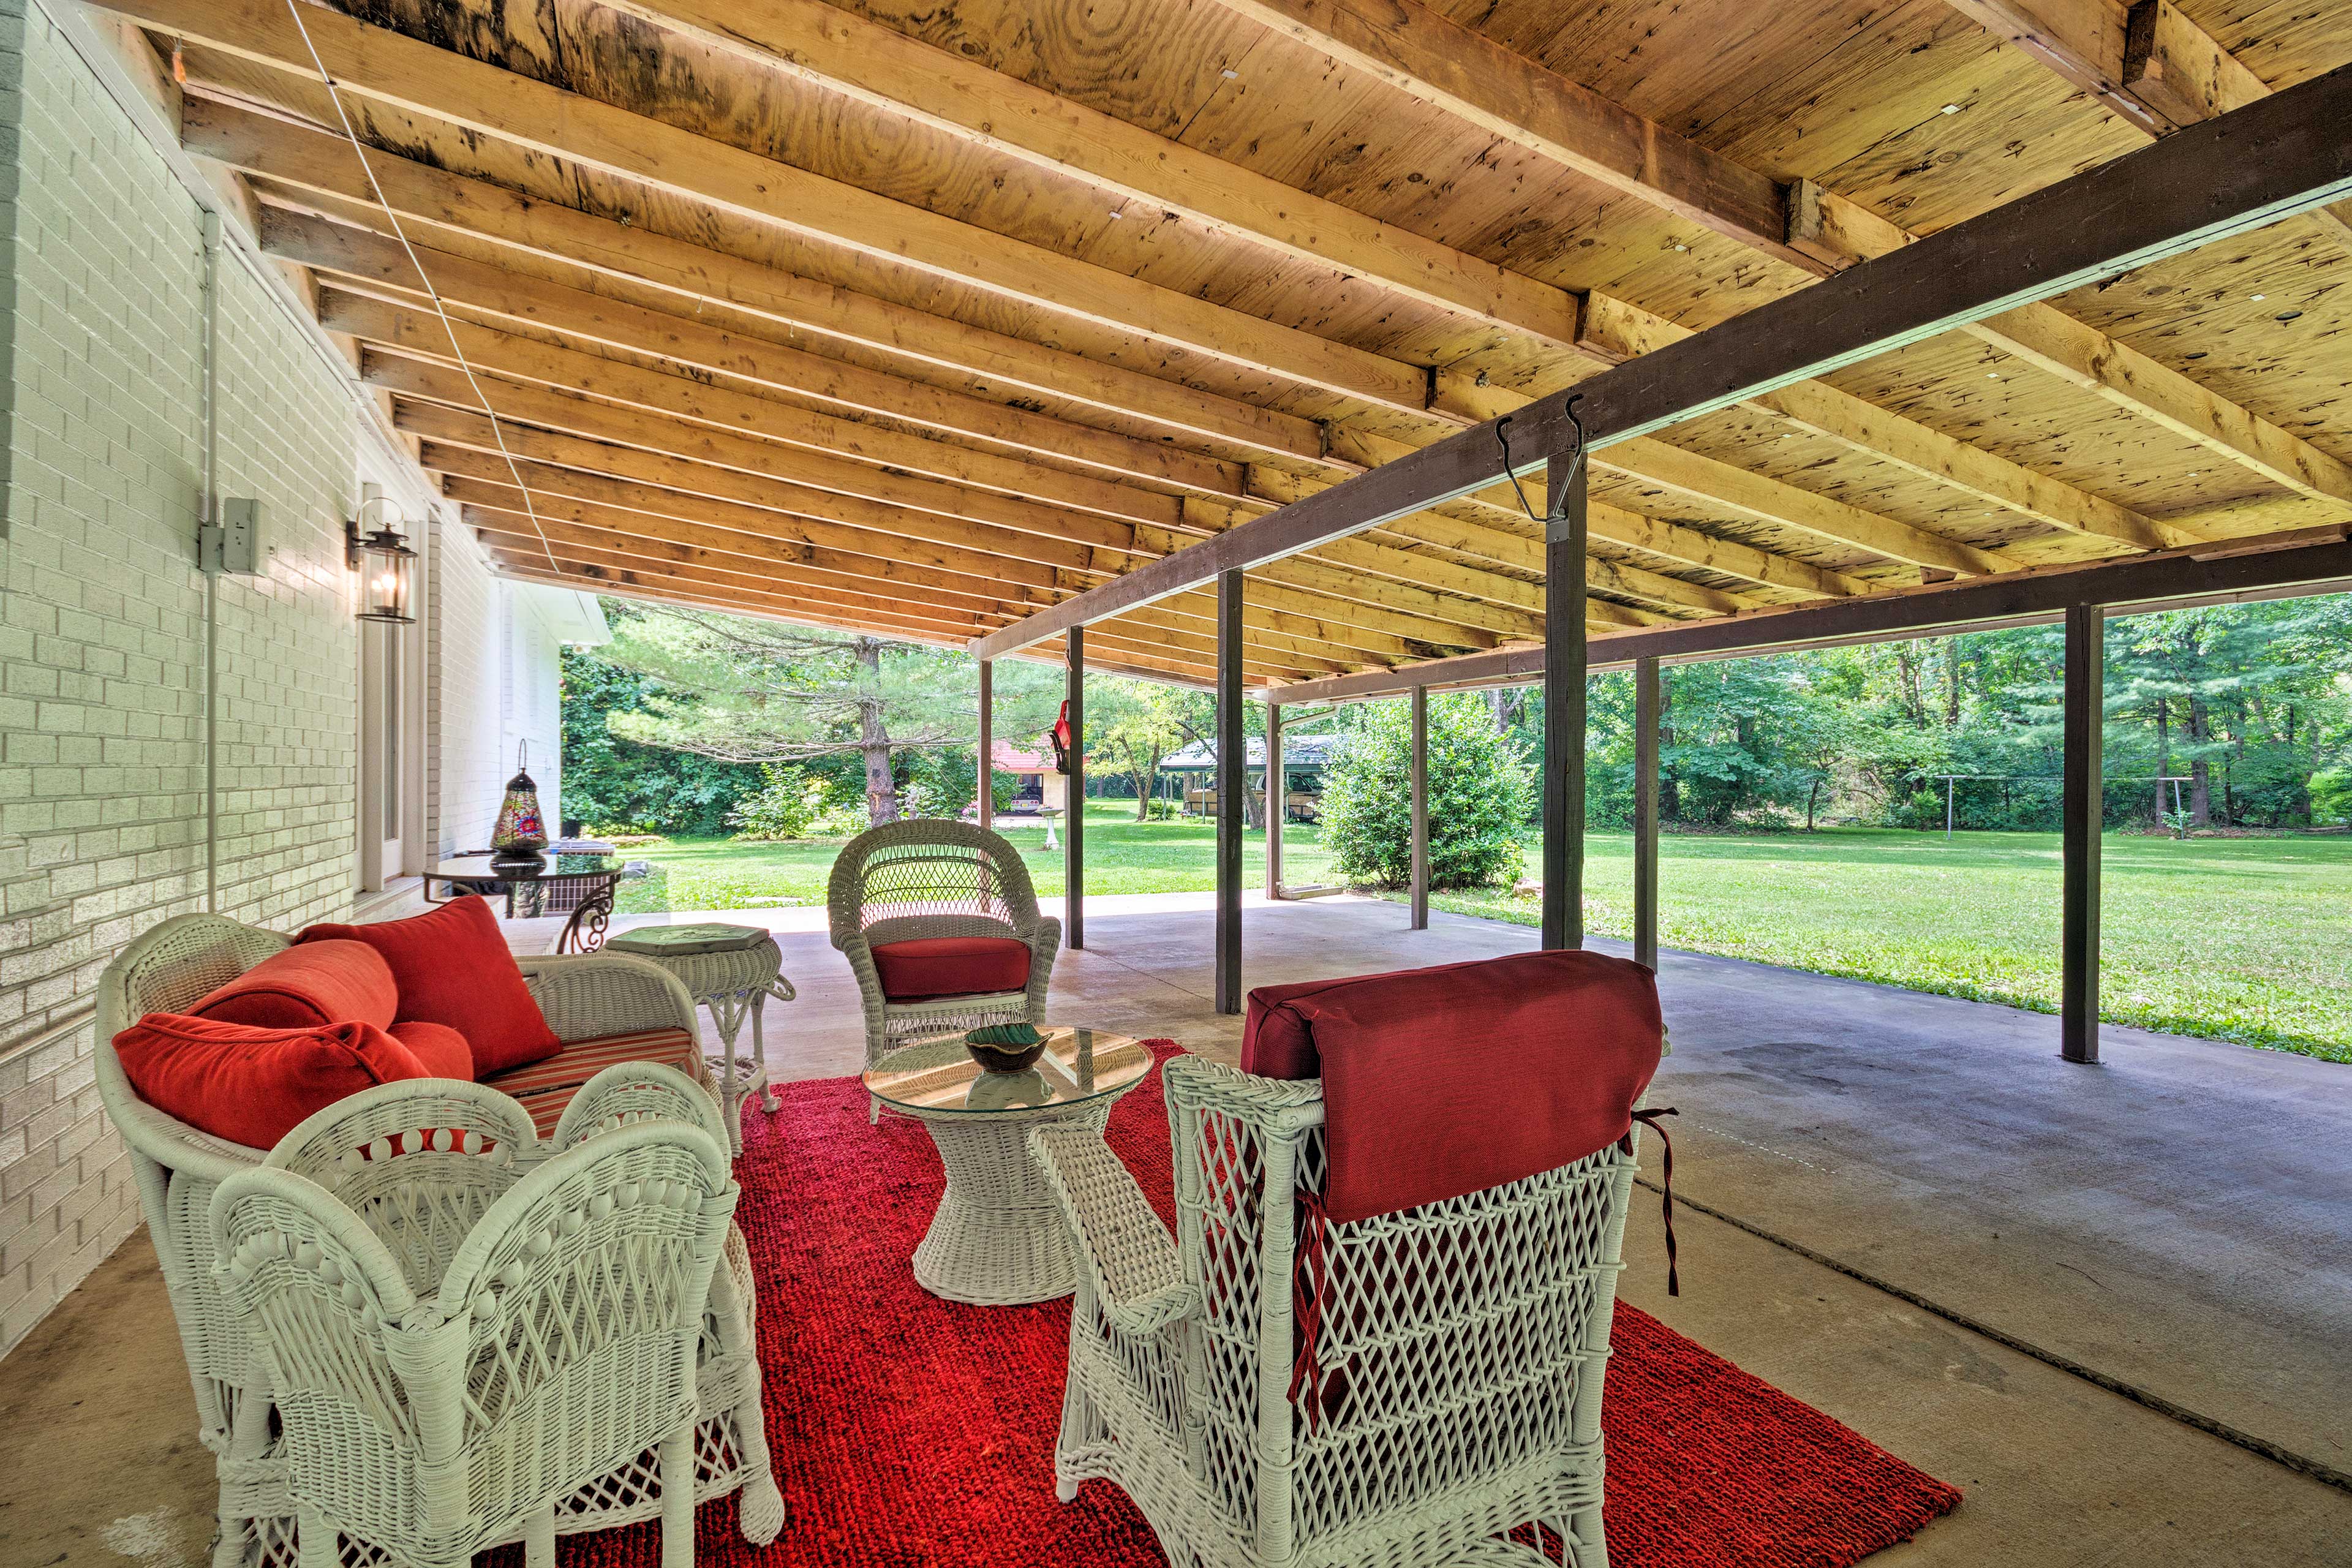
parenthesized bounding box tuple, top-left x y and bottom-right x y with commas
(502, 583, 568, 830)
(426, 509, 502, 858)
(0, 4, 358, 1352)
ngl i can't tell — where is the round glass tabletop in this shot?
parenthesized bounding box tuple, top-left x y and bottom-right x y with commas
(864, 1027, 1153, 1117)
(428, 854, 622, 884)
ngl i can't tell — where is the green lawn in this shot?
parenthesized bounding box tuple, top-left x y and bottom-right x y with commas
(615, 809, 2352, 1064)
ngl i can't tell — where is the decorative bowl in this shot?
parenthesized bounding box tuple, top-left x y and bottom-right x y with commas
(963, 1022, 1048, 1073)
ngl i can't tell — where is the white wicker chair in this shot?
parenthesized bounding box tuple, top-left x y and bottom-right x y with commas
(1027, 1054, 1647, 1568)
(210, 1113, 734, 1568)
(827, 820, 1061, 1073)
(92, 913, 784, 1568)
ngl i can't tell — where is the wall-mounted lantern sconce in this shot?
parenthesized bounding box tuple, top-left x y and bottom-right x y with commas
(346, 482, 418, 624)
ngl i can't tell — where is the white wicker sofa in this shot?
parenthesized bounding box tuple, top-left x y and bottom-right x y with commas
(94, 913, 783, 1568)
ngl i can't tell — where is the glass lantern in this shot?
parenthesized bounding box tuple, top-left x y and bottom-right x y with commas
(347, 486, 418, 624)
(490, 742, 550, 866)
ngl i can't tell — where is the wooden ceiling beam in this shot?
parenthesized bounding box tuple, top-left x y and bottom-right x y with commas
(203, 96, 1858, 606)
(597, 0, 1583, 353)
(1226, 0, 2350, 520)
(470, 516, 1334, 679)
(1202, 0, 1820, 274)
(186, 97, 1326, 463)
(401, 401, 1477, 658)
(1583, 502, 1863, 601)
(116, 0, 1441, 416)
(1598, 437, 2021, 577)
(418, 442, 1062, 591)
(398, 402, 1099, 578)
(329, 291, 1185, 529)
(372, 360, 1150, 563)
(268, 208, 1246, 501)
(490, 559, 1221, 686)
(445, 481, 1035, 613)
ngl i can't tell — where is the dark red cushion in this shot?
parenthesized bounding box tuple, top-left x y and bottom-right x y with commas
(112, 1013, 432, 1150)
(185, 940, 398, 1032)
(870, 936, 1032, 1003)
(388, 1021, 473, 1080)
(1243, 950, 1665, 1224)
(295, 897, 560, 1077)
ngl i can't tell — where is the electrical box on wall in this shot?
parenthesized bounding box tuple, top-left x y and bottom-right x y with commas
(200, 497, 267, 575)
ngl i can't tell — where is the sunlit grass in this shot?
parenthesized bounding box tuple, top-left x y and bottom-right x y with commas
(614, 813, 2352, 1064)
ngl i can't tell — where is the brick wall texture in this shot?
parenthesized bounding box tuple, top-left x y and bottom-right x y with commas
(0, 2, 361, 1353)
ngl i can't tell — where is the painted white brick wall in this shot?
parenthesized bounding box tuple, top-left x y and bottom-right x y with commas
(0, 4, 359, 1354)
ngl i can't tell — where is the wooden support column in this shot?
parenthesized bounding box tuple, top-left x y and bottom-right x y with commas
(976, 659, 993, 827)
(1409, 685, 1429, 930)
(1216, 571, 1245, 1014)
(1265, 698, 1284, 900)
(2062, 601, 2103, 1064)
(1540, 451, 1588, 951)
(1067, 627, 1084, 952)
(1634, 655, 1660, 970)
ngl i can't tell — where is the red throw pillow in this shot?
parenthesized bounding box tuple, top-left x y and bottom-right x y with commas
(388, 1021, 473, 1080)
(186, 940, 398, 1032)
(870, 937, 1031, 1003)
(112, 1013, 432, 1150)
(295, 897, 560, 1077)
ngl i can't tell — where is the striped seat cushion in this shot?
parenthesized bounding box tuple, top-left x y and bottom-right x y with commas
(481, 1026, 702, 1137)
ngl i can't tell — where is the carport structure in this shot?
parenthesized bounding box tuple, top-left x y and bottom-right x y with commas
(107, 0, 2352, 1028)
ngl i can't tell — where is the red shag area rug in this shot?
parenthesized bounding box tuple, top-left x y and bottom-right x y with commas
(567, 1044, 1959, 1567)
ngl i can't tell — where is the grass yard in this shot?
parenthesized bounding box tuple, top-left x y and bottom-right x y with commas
(614, 809, 2352, 1063)
(1426, 828, 2352, 1065)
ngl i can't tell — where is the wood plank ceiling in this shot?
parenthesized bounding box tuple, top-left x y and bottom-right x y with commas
(97, 0, 2352, 688)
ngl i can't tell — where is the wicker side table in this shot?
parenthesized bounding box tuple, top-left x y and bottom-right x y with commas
(608, 924, 794, 1154)
(862, 1027, 1153, 1305)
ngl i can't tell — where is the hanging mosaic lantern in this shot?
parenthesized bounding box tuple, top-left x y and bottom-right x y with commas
(490, 742, 549, 866)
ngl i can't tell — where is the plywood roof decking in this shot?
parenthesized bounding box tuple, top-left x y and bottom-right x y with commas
(102, 0, 2352, 687)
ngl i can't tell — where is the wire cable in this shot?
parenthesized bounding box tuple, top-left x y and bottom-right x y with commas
(278, 0, 559, 574)
(1494, 394, 1588, 525)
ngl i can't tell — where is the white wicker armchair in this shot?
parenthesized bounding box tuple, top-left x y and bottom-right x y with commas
(211, 1111, 734, 1568)
(1027, 1054, 1646, 1568)
(827, 820, 1060, 1072)
(92, 913, 783, 1568)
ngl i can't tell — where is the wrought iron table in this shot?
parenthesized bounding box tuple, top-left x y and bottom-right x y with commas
(424, 853, 624, 952)
(862, 1027, 1153, 1305)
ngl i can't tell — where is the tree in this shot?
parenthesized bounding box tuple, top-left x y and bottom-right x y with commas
(1321, 693, 1536, 889)
(582, 607, 1057, 829)
(559, 636, 760, 835)
(1090, 682, 1198, 820)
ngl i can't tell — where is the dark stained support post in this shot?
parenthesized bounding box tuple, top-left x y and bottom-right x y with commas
(1409, 685, 1429, 930)
(975, 659, 993, 828)
(2062, 601, 2103, 1064)
(1634, 655, 1660, 971)
(1216, 571, 1245, 1014)
(1540, 451, 1588, 951)
(1066, 627, 1084, 952)
(1264, 698, 1284, 900)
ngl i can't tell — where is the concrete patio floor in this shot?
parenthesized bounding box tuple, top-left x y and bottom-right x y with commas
(4, 892, 2347, 1566)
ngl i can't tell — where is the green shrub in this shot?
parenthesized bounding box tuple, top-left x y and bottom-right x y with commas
(1321, 693, 1536, 889)
(2311, 768, 2352, 827)
(726, 766, 826, 841)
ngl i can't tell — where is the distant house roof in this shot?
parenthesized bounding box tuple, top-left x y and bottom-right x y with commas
(992, 741, 1052, 774)
(1161, 734, 1339, 772)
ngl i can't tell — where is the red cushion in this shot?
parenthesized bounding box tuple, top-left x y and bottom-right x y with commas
(185, 941, 398, 1032)
(869, 937, 1031, 1003)
(295, 897, 560, 1077)
(112, 1013, 432, 1150)
(1243, 950, 1665, 1224)
(388, 1021, 473, 1080)
(480, 1027, 703, 1137)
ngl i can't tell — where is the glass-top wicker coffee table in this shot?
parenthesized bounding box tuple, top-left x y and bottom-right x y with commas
(864, 1026, 1153, 1306)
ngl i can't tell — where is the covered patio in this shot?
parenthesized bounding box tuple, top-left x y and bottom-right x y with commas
(9, 894, 2352, 1563)
(2, 0, 2351, 1564)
